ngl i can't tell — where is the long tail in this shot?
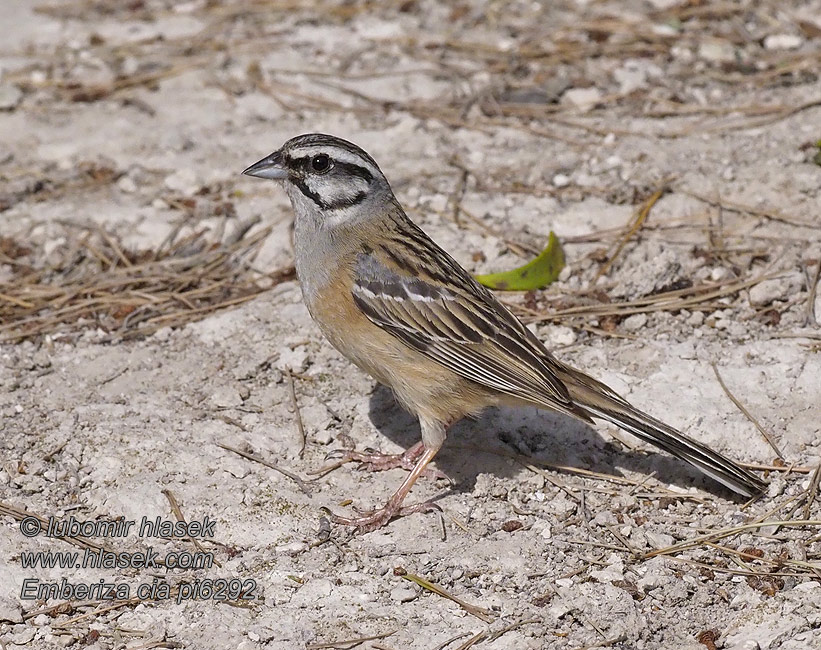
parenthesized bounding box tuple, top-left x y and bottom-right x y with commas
(560, 371, 767, 497)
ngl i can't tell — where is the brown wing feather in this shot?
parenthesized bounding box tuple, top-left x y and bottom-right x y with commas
(351, 220, 579, 416)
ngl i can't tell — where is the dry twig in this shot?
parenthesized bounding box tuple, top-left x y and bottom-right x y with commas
(399, 571, 493, 623)
(0, 223, 287, 342)
(710, 364, 784, 460)
(594, 182, 670, 280)
(216, 442, 313, 496)
(286, 369, 307, 458)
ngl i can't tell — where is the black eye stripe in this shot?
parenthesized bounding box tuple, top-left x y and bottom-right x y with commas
(326, 190, 367, 209)
(289, 156, 373, 183)
(335, 161, 373, 183)
(284, 134, 383, 173)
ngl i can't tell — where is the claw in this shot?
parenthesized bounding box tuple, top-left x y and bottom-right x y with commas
(323, 448, 347, 461)
(320, 444, 444, 532)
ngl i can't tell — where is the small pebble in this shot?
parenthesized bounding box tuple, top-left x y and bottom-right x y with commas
(686, 311, 705, 327)
(390, 585, 417, 603)
(552, 173, 571, 188)
(163, 168, 200, 195)
(0, 84, 23, 110)
(622, 313, 648, 332)
(645, 531, 675, 549)
(117, 176, 137, 193)
(764, 34, 803, 50)
(748, 278, 787, 306)
(547, 325, 576, 346)
(561, 87, 602, 112)
(698, 40, 735, 63)
(710, 267, 733, 282)
(210, 385, 243, 408)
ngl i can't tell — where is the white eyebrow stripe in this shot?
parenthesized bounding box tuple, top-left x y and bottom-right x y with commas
(288, 146, 379, 174)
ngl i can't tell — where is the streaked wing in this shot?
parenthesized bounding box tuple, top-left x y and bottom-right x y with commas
(351, 220, 575, 413)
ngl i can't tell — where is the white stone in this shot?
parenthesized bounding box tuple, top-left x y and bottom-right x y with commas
(622, 313, 648, 332)
(646, 0, 681, 9)
(698, 40, 735, 63)
(390, 585, 417, 602)
(547, 325, 576, 346)
(591, 555, 625, 583)
(592, 510, 618, 526)
(552, 173, 571, 188)
(613, 60, 659, 94)
(276, 541, 308, 556)
(117, 176, 137, 193)
(644, 531, 674, 550)
(279, 345, 309, 374)
(764, 34, 803, 50)
(12, 628, 36, 644)
(0, 84, 22, 110)
(748, 278, 788, 306)
(163, 168, 200, 195)
(210, 385, 243, 408)
(289, 578, 333, 607)
(0, 595, 23, 623)
(561, 87, 602, 112)
(710, 267, 733, 282)
(686, 311, 705, 327)
(636, 567, 666, 591)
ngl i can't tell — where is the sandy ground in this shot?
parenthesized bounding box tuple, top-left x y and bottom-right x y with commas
(1, 1, 821, 649)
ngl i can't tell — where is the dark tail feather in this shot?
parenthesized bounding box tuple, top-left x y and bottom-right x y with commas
(572, 394, 767, 498)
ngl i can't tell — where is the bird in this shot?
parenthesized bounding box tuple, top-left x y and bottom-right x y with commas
(243, 133, 766, 531)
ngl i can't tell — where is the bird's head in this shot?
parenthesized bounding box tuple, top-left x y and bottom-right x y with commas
(243, 133, 393, 229)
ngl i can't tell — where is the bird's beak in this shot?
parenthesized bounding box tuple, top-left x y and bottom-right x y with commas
(242, 150, 288, 180)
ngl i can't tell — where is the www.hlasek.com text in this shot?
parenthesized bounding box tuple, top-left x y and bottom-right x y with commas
(20, 546, 214, 570)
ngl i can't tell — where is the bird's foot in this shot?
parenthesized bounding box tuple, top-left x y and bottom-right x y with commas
(327, 498, 441, 533)
(325, 442, 451, 483)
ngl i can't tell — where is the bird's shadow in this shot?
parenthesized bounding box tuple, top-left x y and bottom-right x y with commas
(366, 384, 740, 500)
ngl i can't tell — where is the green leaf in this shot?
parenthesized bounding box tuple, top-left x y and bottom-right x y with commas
(475, 231, 565, 291)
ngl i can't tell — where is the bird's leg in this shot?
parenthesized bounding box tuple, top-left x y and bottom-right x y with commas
(328, 444, 442, 532)
(325, 440, 450, 482)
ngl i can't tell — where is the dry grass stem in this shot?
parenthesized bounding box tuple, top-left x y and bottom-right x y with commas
(739, 462, 815, 474)
(645, 520, 821, 559)
(400, 573, 493, 623)
(526, 272, 778, 325)
(802, 464, 821, 521)
(0, 223, 284, 343)
(433, 632, 472, 650)
(305, 629, 398, 650)
(286, 369, 307, 458)
(804, 258, 821, 327)
(681, 190, 817, 229)
(216, 442, 313, 496)
(161, 489, 218, 567)
(594, 182, 670, 280)
(710, 364, 784, 460)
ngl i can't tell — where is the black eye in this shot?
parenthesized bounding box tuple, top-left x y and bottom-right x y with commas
(310, 154, 331, 172)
